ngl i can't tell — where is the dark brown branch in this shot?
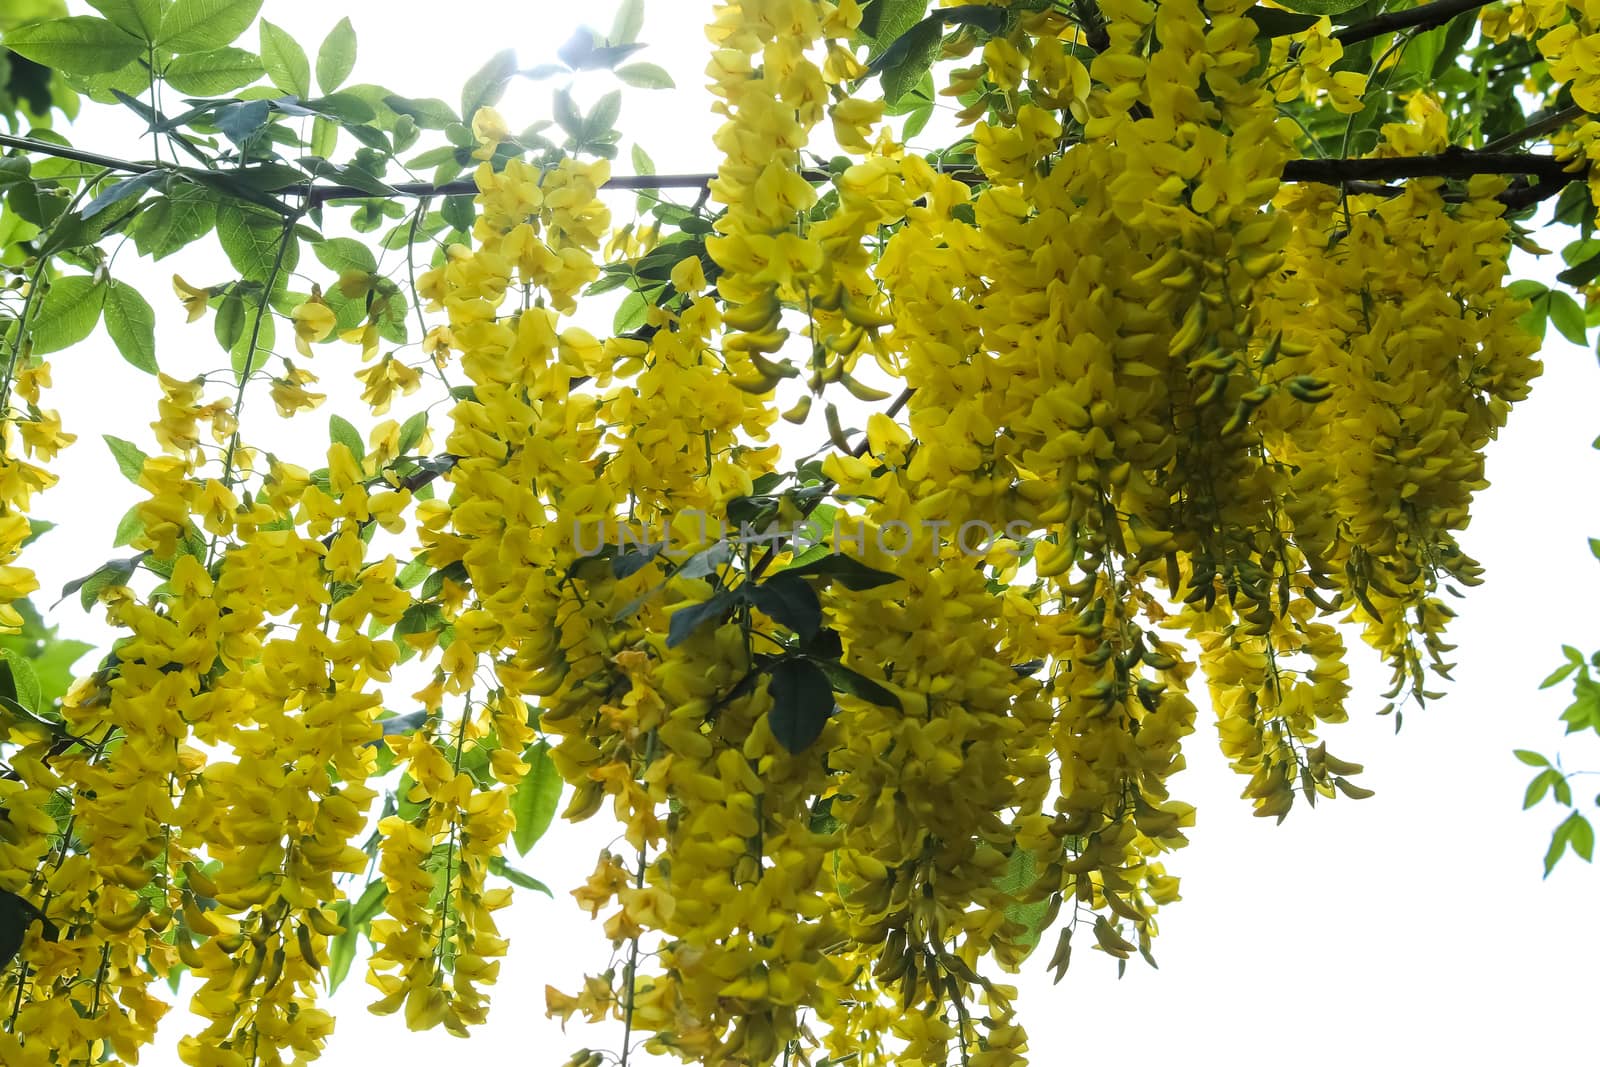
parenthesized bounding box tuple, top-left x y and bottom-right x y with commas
(0, 132, 156, 176)
(302, 172, 718, 204)
(3, 130, 1582, 212)
(1281, 150, 1575, 185)
(1333, 0, 1493, 46)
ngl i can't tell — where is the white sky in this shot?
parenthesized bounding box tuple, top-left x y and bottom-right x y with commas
(24, 1, 1600, 1063)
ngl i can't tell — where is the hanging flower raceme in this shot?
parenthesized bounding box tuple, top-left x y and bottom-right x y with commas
(0, 0, 1564, 1064)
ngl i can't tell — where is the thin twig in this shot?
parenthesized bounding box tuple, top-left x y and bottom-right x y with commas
(1482, 104, 1587, 153)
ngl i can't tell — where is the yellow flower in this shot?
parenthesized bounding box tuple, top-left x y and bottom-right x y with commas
(171, 274, 211, 322)
(269, 363, 326, 416)
(292, 294, 337, 356)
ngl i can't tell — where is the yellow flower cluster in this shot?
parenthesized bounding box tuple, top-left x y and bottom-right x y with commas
(0, 0, 1553, 1065)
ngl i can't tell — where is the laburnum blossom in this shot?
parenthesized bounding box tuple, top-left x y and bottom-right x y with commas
(0, 1, 1560, 1065)
(292, 291, 337, 356)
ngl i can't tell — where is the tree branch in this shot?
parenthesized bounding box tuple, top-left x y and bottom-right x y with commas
(1281, 149, 1575, 185)
(2, 131, 1581, 211)
(0, 132, 157, 176)
(1333, 0, 1493, 46)
(1482, 103, 1587, 153)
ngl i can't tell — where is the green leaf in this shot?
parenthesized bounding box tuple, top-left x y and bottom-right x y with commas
(612, 542, 664, 580)
(1556, 253, 1600, 289)
(87, 0, 162, 41)
(315, 16, 356, 94)
(676, 541, 732, 581)
(610, 0, 644, 43)
(461, 48, 517, 125)
(63, 556, 139, 610)
(1590, 538, 1600, 561)
(0, 890, 53, 971)
(328, 414, 364, 460)
(1545, 817, 1573, 876)
(397, 412, 428, 455)
(748, 573, 822, 642)
(27, 639, 93, 711)
(1547, 290, 1588, 346)
(995, 845, 1050, 953)
(1517, 291, 1550, 342)
(218, 210, 294, 283)
(327, 917, 358, 992)
(30, 275, 106, 355)
(255, 20, 309, 96)
(159, 0, 263, 52)
(766, 657, 834, 754)
(613, 290, 649, 333)
(902, 100, 933, 140)
(1539, 661, 1579, 689)
(877, 17, 942, 105)
(103, 434, 149, 483)
(861, 0, 930, 49)
(131, 186, 218, 260)
(1567, 813, 1595, 862)
(553, 87, 582, 141)
(113, 505, 145, 547)
(441, 193, 474, 234)
(488, 856, 552, 896)
(215, 98, 271, 148)
(3, 16, 142, 75)
(1514, 749, 1551, 768)
(212, 289, 245, 353)
(817, 660, 901, 710)
(395, 556, 430, 590)
(775, 553, 900, 591)
(0, 652, 43, 714)
(82, 171, 161, 220)
(309, 115, 338, 159)
(102, 280, 158, 375)
(667, 591, 734, 647)
(1269, 0, 1367, 14)
(1244, 5, 1320, 35)
(615, 62, 674, 89)
(163, 46, 263, 94)
(350, 878, 388, 925)
(385, 95, 457, 130)
(312, 236, 377, 274)
(511, 741, 562, 855)
(1524, 768, 1561, 810)
(585, 90, 622, 139)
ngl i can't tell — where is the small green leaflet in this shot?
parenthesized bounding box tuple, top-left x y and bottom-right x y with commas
(87, 0, 163, 42)
(102, 281, 158, 375)
(328, 414, 365, 461)
(106, 434, 153, 485)
(610, 0, 644, 44)
(257, 19, 310, 97)
(30, 275, 106, 356)
(1268, 0, 1367, 14)
(489, 856, 552, 896)
(0, 652, 43, 714)
(3, 16, 143, 75)
(511, 741, 562, 855)
(159, 0, 264, 53)
(461, 49, 517, 124)
(316, 16, 357, 94)
(163, 47, 264, 95)
(766, 657, 834, 753)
